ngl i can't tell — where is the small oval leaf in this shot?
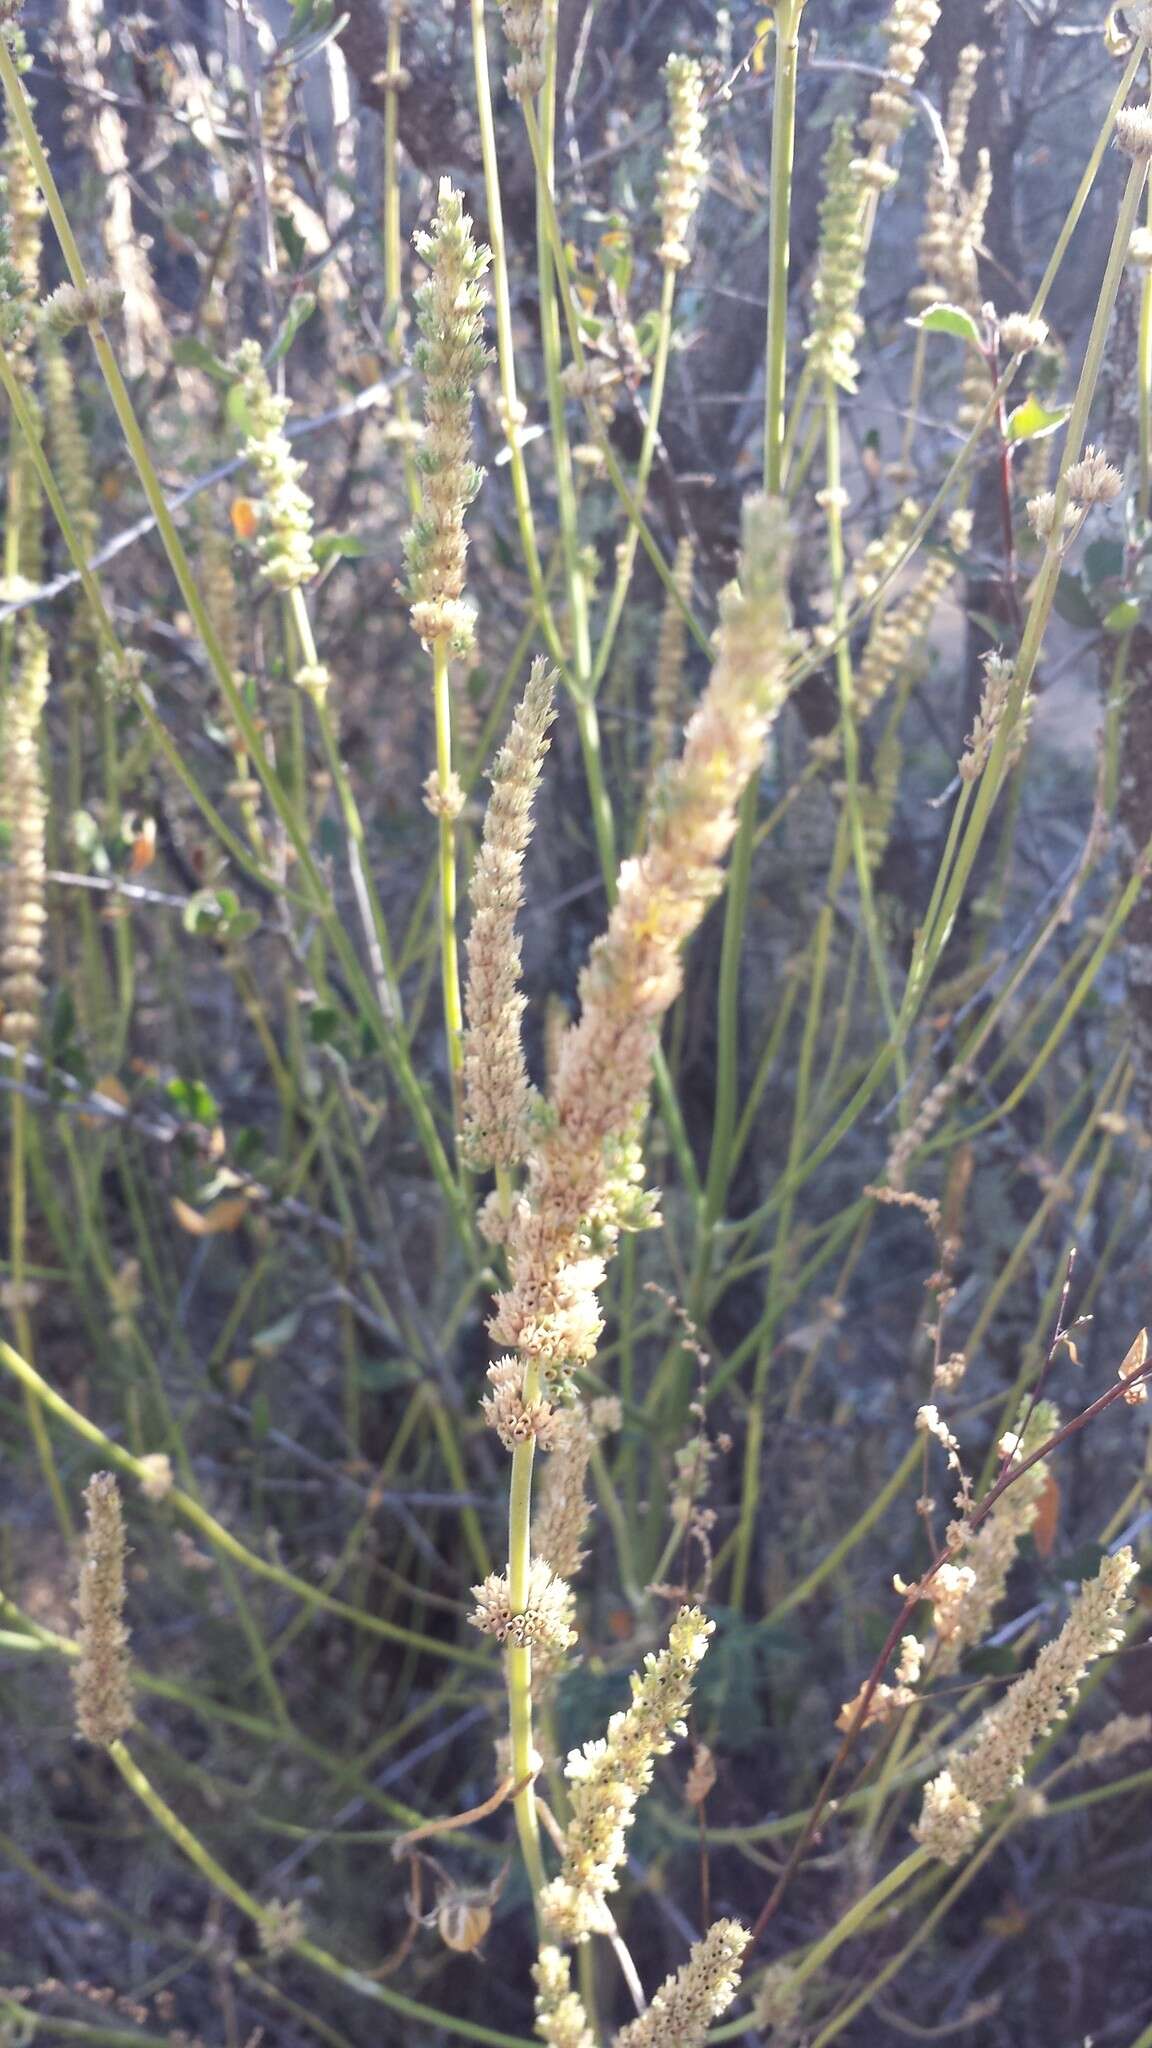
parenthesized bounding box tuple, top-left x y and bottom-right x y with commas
(916, 303, 983, 348)
(1006, 395, 1071, 443)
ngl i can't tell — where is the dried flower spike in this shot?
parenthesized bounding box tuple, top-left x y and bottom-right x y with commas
(657, 56, 708, 271)
(804, 117, 865, 391)
(613, 1919, 749, 2048)
(914, 1547, 1137, 1864)
(404, 179, 491, 658)
(499, 0, 545, 99)
(39, 278, 123, 334)
(1065, 445, 1124, 506)
(1116, 104, 1152, 158)
(540, 1606, 712, 1940)
(490, 497, 792, 1389)
(461, 658, 557, 1169)
(73, 1472, 134, 1747)
(229, 340, 319, 594)
(1, 621, 49, 1051)
(469, 1556, 576, 1653)
(534, 1947, 596, 2048)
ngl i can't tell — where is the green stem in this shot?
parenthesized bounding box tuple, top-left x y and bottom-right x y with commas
(432, 638, 465, 1118)
(590, 263, 678, 690)
(822, 379, 901, 1057)
(0, 1334, 487, 1667)
(763, 0, 805, 492)
(9, 1079, 72, 1539)
(108, 1741, 534, 2048)
(467, 0, 562, 665)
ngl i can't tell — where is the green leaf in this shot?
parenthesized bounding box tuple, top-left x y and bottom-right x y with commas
(916, 302, 982, 348)
(313, 532, 369, 565)
(166, 1076, 219, 1125)
(1103, 598, 1141, 632)
(1052, 572, 1098, 629)
(171, 337, 232, 384)
(1006, 395, 1071, 443)
(183, 888, 225, 935)
(267, 291, 317, 367)
(275, 212, 307, 274)
(226, 380, 257, 439)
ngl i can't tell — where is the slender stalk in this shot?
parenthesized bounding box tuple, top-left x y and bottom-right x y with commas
(534, 3, 592, 692)
(590, 262, 678, 690)
(8, 1081, 71, 1538)
(507, 1360, 548, 1906)
(432, 639, 465, 1114)
(763, 0, 805, 493)
(822, 379, 901, 1056)
(108, 1741, 534, 2048)
(467, 0, 562, 665)
(704, 0, 805, 1262)
(0, 1334, 487, 1668)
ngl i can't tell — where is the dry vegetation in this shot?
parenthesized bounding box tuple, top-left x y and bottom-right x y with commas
(3, 1, 1152, 2044)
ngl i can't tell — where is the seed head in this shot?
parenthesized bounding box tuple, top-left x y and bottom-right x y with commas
(657, 56, 708, 271)
(404, 179, 491, 658)
(540, 1606, 712, 1940)
(72, 1472, 134, 1747)
(468, 1556, 576, 1653)
(914, 1547, 1137, 1863)
(804, 118, 865, 392)
(534, 1947, 596, 2048)
(613, 1920, 749, 2048)
(999, 312, 1048, 357)
(1116, 104, 1152, 157)
(498, 0, 545, 98)
(229, 340, 319, 594)
(1065, 444, 1124, 506)
(1, 621, 49, 1051)
(461, 659, 557, 1169)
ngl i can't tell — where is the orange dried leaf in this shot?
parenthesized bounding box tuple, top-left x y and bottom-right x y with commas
(171, 1194, 249, 1236)
(231, 497, 259, 541)
(129, 819, 156, 872)
(1031, 1470, 1060, 1560)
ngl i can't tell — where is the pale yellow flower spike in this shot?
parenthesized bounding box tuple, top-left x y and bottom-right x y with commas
(461, 658, 557, 1171)
(612, 1919, 750, 2048)
(0, 622, 49, 1052)
(490, 496, 792, 1392)
(540, 1605, 713, 1941)
(915, 1547, 1137, 1864)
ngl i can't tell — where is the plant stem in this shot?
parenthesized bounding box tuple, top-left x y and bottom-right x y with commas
(432, 638, 465, 1119)
(763, 0, 805, 493)
(507, 1357, 548, 1906)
